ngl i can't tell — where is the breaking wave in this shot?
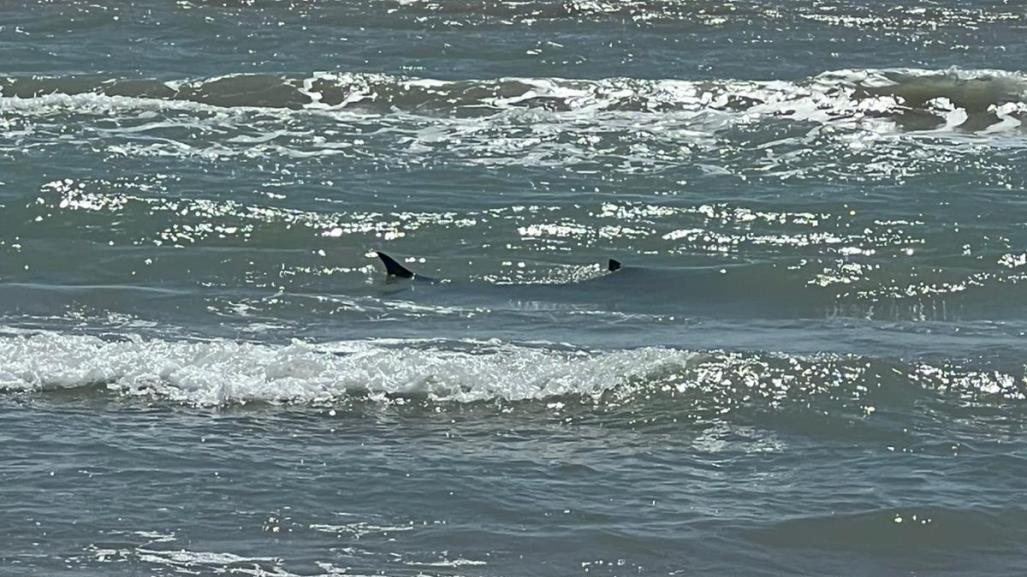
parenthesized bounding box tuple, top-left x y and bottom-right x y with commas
(0, 329, 1023, 409)
(2, 68, 1025, 134)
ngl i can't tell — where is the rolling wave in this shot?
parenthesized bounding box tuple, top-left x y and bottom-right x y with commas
(0, 329, 1023, 409)
(2, 68, 1024, 133)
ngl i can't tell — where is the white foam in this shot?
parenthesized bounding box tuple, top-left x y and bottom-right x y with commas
(134, 548, 289, 575)
(3, 68, 1024, 135)
(3, 68, 1026, 174)
(0, 330, 696, 405)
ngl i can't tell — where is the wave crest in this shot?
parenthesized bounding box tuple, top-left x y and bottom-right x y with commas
(2, 68, 1024, 134)
(0, 331, 695, 405)
(1, 330, 1023, 409)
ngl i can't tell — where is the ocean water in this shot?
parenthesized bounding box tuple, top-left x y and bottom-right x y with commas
(2, 1, 1027, 575)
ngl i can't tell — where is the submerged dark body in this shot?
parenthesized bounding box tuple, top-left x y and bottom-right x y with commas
(372, 252, 993, 322)
(3, 1, 1027, 576)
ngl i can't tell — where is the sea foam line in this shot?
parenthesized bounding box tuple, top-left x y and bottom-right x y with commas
(0, 330, 695, 405)
(0, 329, 1024, 408)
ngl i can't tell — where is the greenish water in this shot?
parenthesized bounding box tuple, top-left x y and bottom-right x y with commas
(1, 1, 1026, 575)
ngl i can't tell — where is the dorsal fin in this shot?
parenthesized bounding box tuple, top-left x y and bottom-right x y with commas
(608, 258, 622, 272)
(376, 251, 415, 278)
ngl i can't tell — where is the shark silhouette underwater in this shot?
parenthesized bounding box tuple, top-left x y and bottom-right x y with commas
(371, 251, 840, 318)
(376, 251, 621, 281)
(370, 252, 1001, 323)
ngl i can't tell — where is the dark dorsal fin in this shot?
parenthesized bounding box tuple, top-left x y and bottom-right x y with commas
(376, 251, 415, 278)
(608, 259, 622, 272)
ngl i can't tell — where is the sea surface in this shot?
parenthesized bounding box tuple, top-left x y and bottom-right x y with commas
(2, 1, 1027, 575)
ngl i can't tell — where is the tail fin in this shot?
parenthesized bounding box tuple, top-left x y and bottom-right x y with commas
(376, 251, 416, 279)
(608, 259, 622, 272)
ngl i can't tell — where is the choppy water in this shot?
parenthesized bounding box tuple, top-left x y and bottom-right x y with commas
(2, 1, 1027, 575)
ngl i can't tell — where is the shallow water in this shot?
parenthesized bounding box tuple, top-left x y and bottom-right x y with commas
(2, 1, 1027, 575)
